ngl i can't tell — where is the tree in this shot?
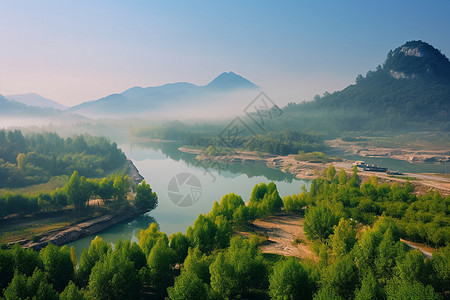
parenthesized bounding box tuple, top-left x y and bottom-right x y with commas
(0, 249, 14, 294)
(385, 278, 441, 300)
(269, 257, 312, 300)
(134, 180, 158, 210)
(354, 270, 384, 300)
(59, 281, 86, 300)
(338, 169, 347, 185)
(209, 253, 238, 299)
(320, 256, 359, 300)
(326, 164, 336, 180)
(4, 268, 58, 300)
(113, 175, 130, 202)
(169, 232, 190, 264)
(210, 237, 266, 298)
(330, 218, 357, 257)
(187, 214, 217, 253)
(138, 223, 167, 257)
(115, 240, 147, 270)
(88, 251, 141, 300)
(215, 215, 232, 249)
(304, 204, 340, 240)
(167, 271, 209, 300)
(76, 236, 111, 287)
(39, 244, 74, 292)
(97, 177, 114, 202)
(147, 237, 174, 292)
(183, 247, 212, 284)
(66, 171, 90, 210)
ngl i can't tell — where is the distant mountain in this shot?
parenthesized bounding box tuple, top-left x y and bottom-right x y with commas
(206, 71, 258, 89)
(0, 94, 85, 128)
(70, 72, 259, 118)
(276, 40, 450, 132)
(6, 93, 66, 110)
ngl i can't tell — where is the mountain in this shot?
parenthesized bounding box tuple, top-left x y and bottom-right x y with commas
(69, 72, 259, 118)
(275, 40, 450, 133)
(206, 71, 258, 89)
(6, 93, 67, 110)
(0, 94, 86, 128)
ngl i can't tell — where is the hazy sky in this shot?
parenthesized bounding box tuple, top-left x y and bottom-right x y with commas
(1, 1, 449, 107)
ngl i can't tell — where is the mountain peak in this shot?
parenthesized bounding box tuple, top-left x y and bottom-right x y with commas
(384, 40, 450, 80)
(206, 72, 258, 89)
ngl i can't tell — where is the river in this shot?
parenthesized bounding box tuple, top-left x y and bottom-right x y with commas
(67, 141, 310, 258)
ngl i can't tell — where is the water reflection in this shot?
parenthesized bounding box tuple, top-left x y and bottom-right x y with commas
(127, 140, 298, 183)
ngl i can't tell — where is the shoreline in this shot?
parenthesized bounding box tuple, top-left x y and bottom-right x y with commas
(178, 146, 450, 196)
(22, 206, 149, 250)
(7, 159, 148, 249)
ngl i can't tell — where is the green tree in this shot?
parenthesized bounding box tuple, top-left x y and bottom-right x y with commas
(59, 281, 86, 300)
(0, 249, 15, 294)
(338, 169, 347, 185)
(66, 171, 91, 210)
(330, 218, 357, 257)
(167, 271, 209, 300)
(304, 204, 340, 240)
(385, 278, 441, 300)
(326, 164, 336, 180)
(115, 240, 147, 270)
(215, 215, 232, 249)
(39, 244, 74, 292)
(138, 223, 167, 257)
(209, 253, 238, 299)
(320, 256, 359, 299)
(76, 236, 111, 287)
(269, 257, 312, 300)
(187, 214, 217, 253)
(4, 268, 58, 300)
(134, 180, 158, 210)
(354, 270, 384, 300)
(169, 232, 190, 264)
(183, 247, 212, 284)
(113, 175, 130, 202)
(147, 237, 174, 292)
(88, 251, 141, 300)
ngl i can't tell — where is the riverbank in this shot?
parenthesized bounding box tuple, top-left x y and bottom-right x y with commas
(127, 158, 145, 185)
(20, 206, 149, 250)
(326, 138, 450, 164)
(1, 159, 148, 249)
(178, 147, 450, 196)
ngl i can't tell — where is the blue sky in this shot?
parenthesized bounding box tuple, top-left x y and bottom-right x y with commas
(1, 0, 449, 106)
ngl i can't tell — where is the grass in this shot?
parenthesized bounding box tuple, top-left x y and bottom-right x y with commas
(388, 176, 418, 181)
(292, 237, 304, 245)
(295, 151, 341, 163)
(0, 208, 106, 244)
(0, 175, 69, 196)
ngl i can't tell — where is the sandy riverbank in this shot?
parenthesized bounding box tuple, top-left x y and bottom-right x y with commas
(178, 147, 450, 196)
(326, 138, 450, 164)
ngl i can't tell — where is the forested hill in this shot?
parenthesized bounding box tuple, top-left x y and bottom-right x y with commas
(278, 41, 450, 133)
(0, 130, 127, 188)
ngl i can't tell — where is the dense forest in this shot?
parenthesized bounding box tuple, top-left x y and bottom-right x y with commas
(1, 169, 448, 299)
(0, 130, 127, 188)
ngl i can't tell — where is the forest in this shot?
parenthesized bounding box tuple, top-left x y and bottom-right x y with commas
(1, 168, 448, 299)
(0, 130, 127, 188)
(0, 171, 158, 218)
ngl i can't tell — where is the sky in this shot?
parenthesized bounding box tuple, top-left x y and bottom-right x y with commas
(1, 0, 450, 107)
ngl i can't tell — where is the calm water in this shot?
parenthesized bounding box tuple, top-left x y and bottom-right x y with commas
(67, 142, 310, 258)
